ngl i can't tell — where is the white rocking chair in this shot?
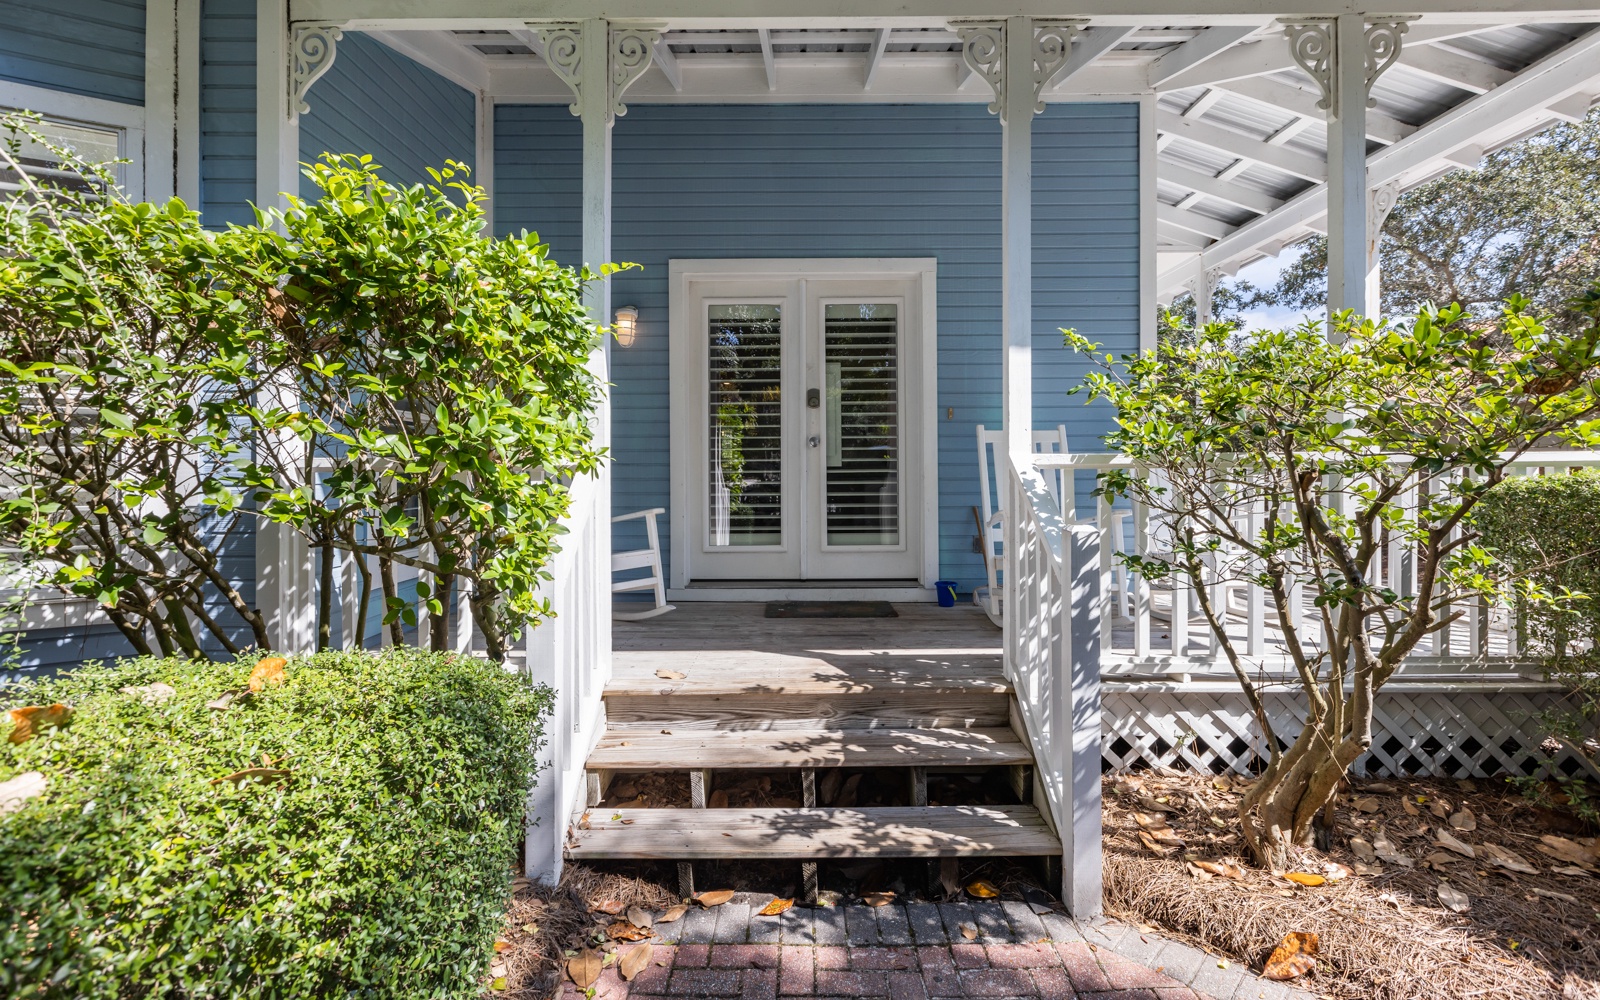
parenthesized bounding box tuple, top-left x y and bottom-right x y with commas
(612, 507, 676, 621)
(974, 424, 1074, 628)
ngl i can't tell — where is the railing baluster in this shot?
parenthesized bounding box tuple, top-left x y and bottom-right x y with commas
(1132, 498, 1151, 657)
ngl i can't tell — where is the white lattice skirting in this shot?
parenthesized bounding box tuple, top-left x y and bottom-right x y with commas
(1103, 682, 1599, 780)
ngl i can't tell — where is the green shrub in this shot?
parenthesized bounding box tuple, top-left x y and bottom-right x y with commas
(0, 648, 550, 999)
(1477, 470, 1600, 658)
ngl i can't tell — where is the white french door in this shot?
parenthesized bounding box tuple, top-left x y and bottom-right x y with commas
(669, 260, 937, 586)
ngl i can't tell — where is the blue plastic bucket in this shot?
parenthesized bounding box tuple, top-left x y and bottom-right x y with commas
(935, 581, 958, 607)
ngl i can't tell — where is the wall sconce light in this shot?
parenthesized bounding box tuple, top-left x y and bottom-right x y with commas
(614, 306, 639, 347)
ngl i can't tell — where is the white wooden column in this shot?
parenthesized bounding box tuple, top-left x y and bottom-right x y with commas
(144, 0, 178, 203)
(1284, 16, 1412, 329)
(254, 7, 341, 653)
(1000, 16, 1035, 465)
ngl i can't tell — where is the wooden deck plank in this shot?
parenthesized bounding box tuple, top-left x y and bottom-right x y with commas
(587, 727, 1033, 770)
(610, 602, 1007, 697)
(603, 692, 1011, 730)
(567, 805, 1061, 859)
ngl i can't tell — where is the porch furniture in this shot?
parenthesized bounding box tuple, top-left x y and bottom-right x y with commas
(611, 507, 676, 621)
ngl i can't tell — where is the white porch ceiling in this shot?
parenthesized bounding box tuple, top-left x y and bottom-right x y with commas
(358, 15, 1600, 300)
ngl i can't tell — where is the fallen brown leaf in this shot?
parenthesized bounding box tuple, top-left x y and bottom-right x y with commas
(695, 890, 735, 908)
(247, 656, 287, 693)
(1263, 932, 1318, 981)
(1537, 835, 1597, 867)
(959, 922, 979, 941)
(1449, 809, 1477, 832)
(567, 949, 603, 988)
(595, 900, 626, 916)
(862, 891, 896, 907)
(657, 904, 688, 923)
(619, 943, 652, 981)
(1191, 860, 1244, 879)
(1350, 837, 1377, 863)
(708, 789, 729, 809)
(606, 921, 651, 941)
(966, 880, 1000, 899)
(1353, 796, 1381, 813)
(758, 898, 794, 916)
(1435, 830, 1475, 858)
(1285, 872, 1326, 887)
(6, 703, 73, 744)
(1479, 842, 1539, 874)
(627, 906, 653, 929)
(1437, 884, 1471, 913)
(655, 669, 686, 680)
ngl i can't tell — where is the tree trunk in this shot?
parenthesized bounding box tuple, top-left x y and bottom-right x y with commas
(430, 572, 453, 652)
(378, 553, 405, 648)
(1240, 720, 1367, 869)
(317, 534, 334, 651)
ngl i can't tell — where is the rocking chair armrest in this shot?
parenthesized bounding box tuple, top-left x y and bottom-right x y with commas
(611, 507, 667, 525)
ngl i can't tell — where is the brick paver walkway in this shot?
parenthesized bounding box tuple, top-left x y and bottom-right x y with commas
(560, 898, 1314, 1000)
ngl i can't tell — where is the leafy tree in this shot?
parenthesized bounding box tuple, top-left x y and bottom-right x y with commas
(1251, 108, 1600, 332)
(0, 114, 609, 663)
(0, 113, 282, 657)
(227, 153, 611, 662)
(1069, 290, 1600, 868)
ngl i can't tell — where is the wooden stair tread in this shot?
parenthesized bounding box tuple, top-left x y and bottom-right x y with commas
(607, 652, 1009, 697)
(588, 727, 1034, 770)
(567, 805, 1060, 859)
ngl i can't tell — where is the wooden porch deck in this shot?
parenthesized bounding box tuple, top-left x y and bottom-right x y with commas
(569, 602, 1059, 888)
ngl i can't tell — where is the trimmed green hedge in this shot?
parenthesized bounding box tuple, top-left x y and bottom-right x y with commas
(1477, 469, 1600, 654)
(0, 649, 550, 999)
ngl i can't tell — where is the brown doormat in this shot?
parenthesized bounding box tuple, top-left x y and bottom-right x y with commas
(764, 601, 898, 619)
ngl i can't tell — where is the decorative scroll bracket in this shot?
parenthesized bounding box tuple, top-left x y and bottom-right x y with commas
(951, 19, 1007, 118)
(1368, 179, 1402, 258)
(533, 20, 661, 123)
(289, 23, 345, 120)
(1280, 15, 1417, 118)
(951, 18, 1084, 124)
(610, 25, 662, 120)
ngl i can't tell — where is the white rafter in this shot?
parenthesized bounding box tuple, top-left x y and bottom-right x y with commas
(1160, 25, 1600, 296)
(864, 27, 893, 88)
(1216, 76, 1417, 144)
(654, 37, 684, 90)
(1146, 24, 1261, 88)
(1398, 44, 1515, 94)
(1161, 161, 1284, 214)
(1050, 24, 1138, 88)
(1156, 109, 1327, 182)
(366, 29, 491, 90)
(758, 27, 777, 90)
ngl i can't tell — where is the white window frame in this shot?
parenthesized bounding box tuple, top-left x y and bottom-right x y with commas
(0, 81, 147, 200)
(668, 257, 939, 592)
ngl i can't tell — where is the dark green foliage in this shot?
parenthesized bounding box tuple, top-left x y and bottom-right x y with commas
(0, 648, 549, 999)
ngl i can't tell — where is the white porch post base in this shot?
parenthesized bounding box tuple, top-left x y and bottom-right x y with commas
(1063, 523, 1103, 917)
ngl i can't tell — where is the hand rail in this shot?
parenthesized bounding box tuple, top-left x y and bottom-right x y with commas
(1003, 451, 1101, 917)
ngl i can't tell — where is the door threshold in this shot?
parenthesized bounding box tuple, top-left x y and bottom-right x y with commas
(669, 580, 934, 603)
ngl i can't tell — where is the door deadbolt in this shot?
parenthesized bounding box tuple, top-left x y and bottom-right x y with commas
(807, 387, 820, 408)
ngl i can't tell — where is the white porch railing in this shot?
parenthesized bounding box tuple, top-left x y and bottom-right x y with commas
(1005, 450, 1600, 790)
(521, 469, 611, 884)
(1002, 452, 1102, 916)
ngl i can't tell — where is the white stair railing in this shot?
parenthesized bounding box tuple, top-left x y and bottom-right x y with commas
(1003, 451, 1102, 917)
(521, 469, 611, 884)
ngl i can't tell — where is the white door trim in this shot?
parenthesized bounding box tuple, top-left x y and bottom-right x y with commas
(669, 257, 939, 591)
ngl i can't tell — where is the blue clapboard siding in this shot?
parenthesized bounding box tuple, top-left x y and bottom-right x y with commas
(7, 624, 138, 685)
(0, 0, 145, 105)
(494, 102, 1139, 593)
(199, 0, 255, 228)
(299, 32, 475, 195)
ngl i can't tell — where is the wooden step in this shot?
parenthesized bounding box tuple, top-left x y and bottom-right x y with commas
(606, 652, 1008, 698)
(567, 805, 1060, 860)
(587, 726, 1033, 770)
(602, 691, 1011, 731)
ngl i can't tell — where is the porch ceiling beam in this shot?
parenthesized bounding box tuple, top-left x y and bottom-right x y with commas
(1215, 76, 1418, 144)
(1397, 44, 1515, 94)
(365, 29, 491, 90)
(864, 27, 893, 89)
(1160, 161, 1284, 215)
(1049, 24, 1138, 88)
(758, 27, 777, 90)
(1159, 25, 1600, 296)
(1155, 223, 1212, 250)
(291, 3, 1600, 29)
(1156, 109, 1327, 182)
(1157, 204, 1236, 241)
(654, 37, 685, 90)
(1155, 22, 1501, 92)
(1146, 24, 1261, 88)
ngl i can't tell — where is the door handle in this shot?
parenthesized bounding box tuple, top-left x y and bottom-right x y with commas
(808, 435, 820, 447)
(807, 388, 821, 408)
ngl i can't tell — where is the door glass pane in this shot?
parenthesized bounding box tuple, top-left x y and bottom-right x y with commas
(824, 303, 899, 546)
(707, 304, 783, 547)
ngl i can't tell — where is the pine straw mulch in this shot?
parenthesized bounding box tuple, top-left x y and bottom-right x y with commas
(1102, 770, 1600, 1000)
(491, 862, 681, 999)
